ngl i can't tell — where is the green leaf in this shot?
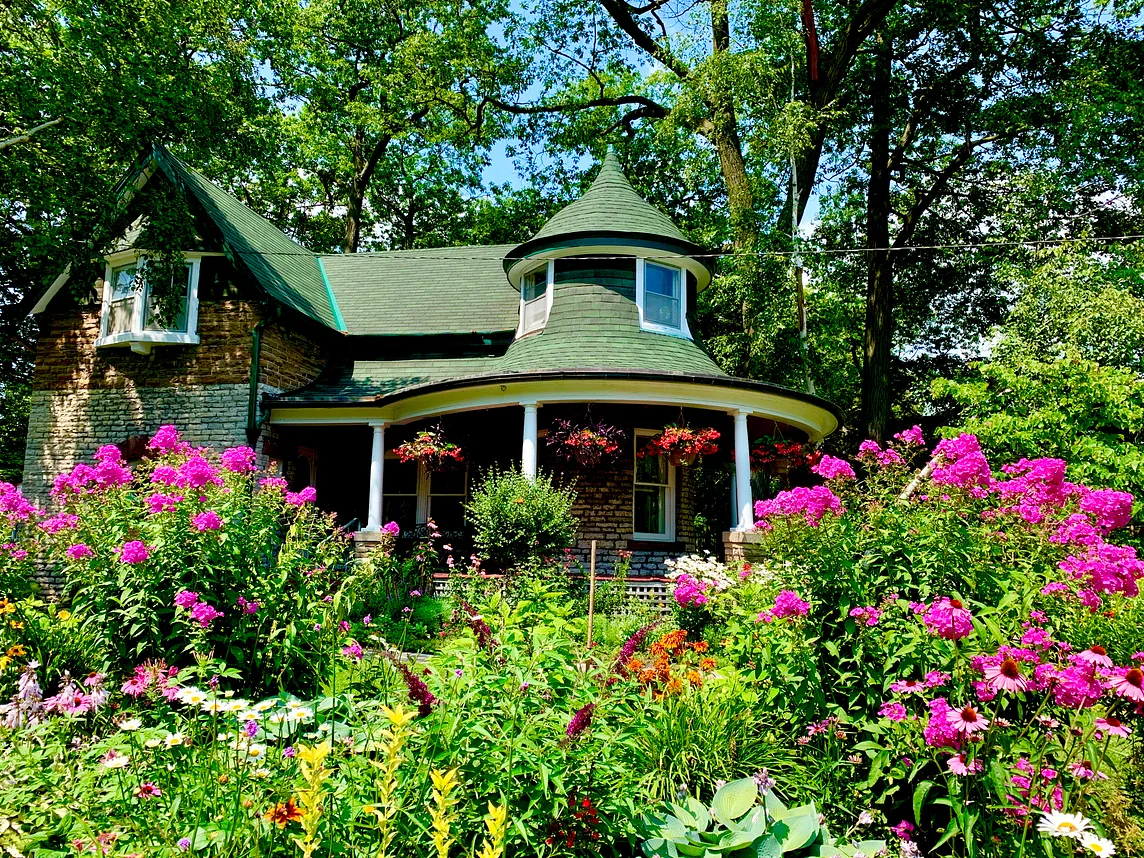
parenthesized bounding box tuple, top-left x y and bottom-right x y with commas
(772, 804, 819, 853)
(712, 779, 758, 823)
(913, 780, 936, 825)
(750, 835, 783, 858)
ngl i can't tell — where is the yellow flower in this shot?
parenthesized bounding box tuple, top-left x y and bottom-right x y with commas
(381, 705, 416, 728)
(0, 599, 14, 615)
(57, 610, 71, 620)
(0, 656, 9, 672)
(477, 803, 508, 858)
(430, 769, 460, 858)
(297, 741, 331, 767)
(8, 621, 23, 630)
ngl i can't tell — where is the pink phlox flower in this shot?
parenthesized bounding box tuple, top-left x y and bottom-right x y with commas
(857, 440, 904, 467)
(259, 477, 288, 490)
(66, 543, 94, 560)
(342, 641, 364, 661)
(908, 601, 928, 614)
(1041, 582, 1072, 598)
(1050, 664, 1104, 708)
(923, 698, 962, 749)
(890, 821, 916, 840)
(754, 485, 843, 528)
(931, 434, 993, 492)
(236, 596, 259, 615)
(38, 513, 79, 534)
(188, 601, 224, 629)
(770, 590, 810, 619)
(993, 458, 1071, 524)
(1050, 514, 1103, 547)
(220, 446, 257, 473)
(174, 590, 199, 609)
(673, 574, 711, 608)
(191, 510, 222, 532)
(1078, 487, 1135, 533)
(1059, 542, 1144, 598)
(923, 597, 974, 640)
(811, 455, 856, 481)
(2, 544, 28, 561)
(150, 465, 181, 486)
(849, 606, 881, 626)
(286, 486, 317, 506)
(893, 425, 925, 447)
(148, 425, 191, 455)
(117, 541, 151, 564)
(0, 481, 41, 521)
(145, 493, 183, 515)
(973, 680, 998, 702)
(382, 520, 400, 535)
(879, 701, 908, 722)
(176, 456, 223, 490)
(946, 753, 983, 776)
(924, 670, 950, 688)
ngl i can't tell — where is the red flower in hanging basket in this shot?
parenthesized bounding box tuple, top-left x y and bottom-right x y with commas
(749, 438, 820, 471)
(393, 427, 464, 470)
(547, 418, 626, 467)
(639, 425, 720, 466)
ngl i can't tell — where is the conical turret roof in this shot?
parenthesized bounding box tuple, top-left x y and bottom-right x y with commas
(530, 150, 689, 244)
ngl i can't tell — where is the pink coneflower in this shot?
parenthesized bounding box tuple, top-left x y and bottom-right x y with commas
(879, 702, 908, 722)
(891, 679, 926, 694)
(985, 658, 1028, 693)
(1077, 646, 1113, 668)
(946, 753, 983, 776)
(134, 782, 162, 798)
(1095, 717, 1132, 738)
(1109, 667, 1144, 702)
(1069, 761, 1108, 781)
(946, 705, 989, 735)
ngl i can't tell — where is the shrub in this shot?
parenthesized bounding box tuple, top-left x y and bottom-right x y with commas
(465, 467, 578, 570)
(0, 426, 354, 696)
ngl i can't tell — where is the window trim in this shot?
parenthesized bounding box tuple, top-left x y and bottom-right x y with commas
(516, 259, 554, 337)
(635, 258, 691, 339)
(95, 250, 202, 354)
(383, 453, 467, 527)
(632, 428, 676, 542)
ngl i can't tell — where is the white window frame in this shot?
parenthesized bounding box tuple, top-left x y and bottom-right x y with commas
(383, 455, 467, 526)
(95, 250, 202, 355)
(635, 258, 691, 338)
(516, 259, 554, 337)
(633, 428, 676, 542)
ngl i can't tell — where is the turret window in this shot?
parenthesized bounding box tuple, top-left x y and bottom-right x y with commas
(518, 260, 553, 336)
(96, 252, 202, 355)
(636, 259, 690, 338)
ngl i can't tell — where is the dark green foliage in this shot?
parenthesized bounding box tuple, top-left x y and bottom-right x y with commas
(465, 467, 579, 571)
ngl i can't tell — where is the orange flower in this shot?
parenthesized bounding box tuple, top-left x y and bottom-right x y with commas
(638, 668, 658, 685)
(699, 657, 716, 671)
(5, 645, 25, 658)
(691, 641, 709, 654)
(264, 798, 304, 828)
(626, 657, 644, 674)
(666, 677, 683, 695)
(686, 670, 703, 687)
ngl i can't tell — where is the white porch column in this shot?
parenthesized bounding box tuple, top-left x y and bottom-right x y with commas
(521, 402, 539, 479)
(733, 408, 754, 531)
(365, 420, 386, 530)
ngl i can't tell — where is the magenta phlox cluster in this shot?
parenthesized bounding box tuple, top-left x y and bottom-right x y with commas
(148, 425, 192, 455)
(220, 445, 257, 473)
(188, 601, 224, 628)
(922, 697, 963, 750)
(342, 641, 363, 661)
(66, 543, 94, 560)
(857, 439, 904, 467)
(1050, 514, 1103, 547)
(1079, 488, 1135, 533)
(51, 446, 131, 499)
(174, 589, 199, 608)
(37, 513, 78, 534)
(673, 573, 710, 607)
(1059, 541, 1144, 598)
(849, 605, 882, 626)
(922, 597, 975, 640)
(236, 595, 260, 615)
(811, 455, 856, 481)
(259, 477, 288, 490)
(894, 425, 925, 447)
(879, 701, 908, 722)
(117, 541, 151, 564)
(768, 590, 810, 620)
(0, 482, 40, 522)
(992, 458, 1074, 524)
(191, 510, 223, 532)
(285, 486, 317, 506)
(931, 434, 992, 493)
(754, 485, 843, 528)
(146, 493, 183, 515)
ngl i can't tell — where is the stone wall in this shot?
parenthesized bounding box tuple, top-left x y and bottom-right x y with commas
(723, 530, 769, 563)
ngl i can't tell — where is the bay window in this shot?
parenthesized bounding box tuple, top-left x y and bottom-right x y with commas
(96, 253, 201, 354)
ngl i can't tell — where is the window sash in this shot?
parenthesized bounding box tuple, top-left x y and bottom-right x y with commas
(633, 430, 674, 540)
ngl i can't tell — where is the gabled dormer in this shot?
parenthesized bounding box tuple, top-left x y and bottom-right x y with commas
(503, 150, 713, 342)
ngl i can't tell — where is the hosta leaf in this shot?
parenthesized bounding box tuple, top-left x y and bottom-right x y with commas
(712, 778, 758, 822)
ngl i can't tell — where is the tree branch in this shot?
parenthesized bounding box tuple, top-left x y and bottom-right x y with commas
(598, 0, 692, 79)
(0, 117, 65, 152)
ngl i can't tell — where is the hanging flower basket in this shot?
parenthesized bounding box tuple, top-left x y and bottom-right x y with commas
(546, 418, 626, 468)
(750, 438, 819, 475)
(639, 425, 720, 466)
(393, 426, 464, 471)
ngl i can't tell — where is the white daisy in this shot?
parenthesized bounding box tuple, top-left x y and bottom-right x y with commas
(201, 699, 227, 714)
(177, 687, 207, 706)
(1037, 811, 1092, 839)
(1079, 834, 1116, 856)
(102, 750, 130, 769)
(164, 732, 185, 747)
(222, 700, 248, 714)
(243, 743, 268, 761)
(117, 717, 143, 731)
(252, 699, 277, 713)
(252, 767, 271, 779)
(144, 737, 162, 749)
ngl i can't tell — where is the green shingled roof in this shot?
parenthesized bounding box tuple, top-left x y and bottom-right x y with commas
(530, 151, 689, 245)
(153, 147, 343, 331)
(321, 246, 520, 335)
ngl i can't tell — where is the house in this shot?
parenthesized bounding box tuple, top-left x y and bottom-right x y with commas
(23, 144, 840, 576)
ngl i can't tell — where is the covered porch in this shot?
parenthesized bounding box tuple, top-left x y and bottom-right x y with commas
(265, 371, 839, 576)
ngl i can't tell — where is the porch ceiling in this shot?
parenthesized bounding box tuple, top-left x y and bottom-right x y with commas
(266, 370, 842, 441)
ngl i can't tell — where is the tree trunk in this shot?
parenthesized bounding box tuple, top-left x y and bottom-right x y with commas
(709, 0, 757, 251)
(344, 134, 366, 253)
(861, 32, 894, 442)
